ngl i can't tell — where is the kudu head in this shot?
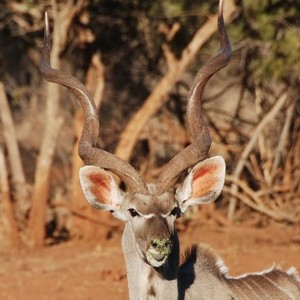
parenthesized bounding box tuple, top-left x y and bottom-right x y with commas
(40, 0, 231, 269)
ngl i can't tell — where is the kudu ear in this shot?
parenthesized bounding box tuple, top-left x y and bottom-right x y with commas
(175, 156, 225, 214)
(79, 166, 127, 221)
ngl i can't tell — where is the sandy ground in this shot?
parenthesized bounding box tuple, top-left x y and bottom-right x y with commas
(0, 221, 299, 300)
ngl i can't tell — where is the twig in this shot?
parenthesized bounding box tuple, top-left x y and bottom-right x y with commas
(158, 22, 181, 42)
(51, 202, 121, 230)
(271, 100, 295, 177)
(223, 186, 297, 223)
(227, 90, 289, 220)
(226, 175, 264, 207)
(249, 154, 265, 183)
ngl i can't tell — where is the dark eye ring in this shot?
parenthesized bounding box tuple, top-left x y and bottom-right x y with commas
(128, 208, 140, 217)
(170, 207, 181, 218)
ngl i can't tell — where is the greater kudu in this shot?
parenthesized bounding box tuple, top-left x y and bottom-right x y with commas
(40, 0, 300, 299)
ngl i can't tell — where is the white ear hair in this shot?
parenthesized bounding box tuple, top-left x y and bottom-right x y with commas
(176, 156, 225, 213)
(79, 166, 127, 221)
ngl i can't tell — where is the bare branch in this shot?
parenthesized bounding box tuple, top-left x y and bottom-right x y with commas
(115, 0, 237, 163)
(227, 91, 289, 220)
(271, 100, 295, 177)
(0, 82, 29, 227)
(0, 146, 19, 247)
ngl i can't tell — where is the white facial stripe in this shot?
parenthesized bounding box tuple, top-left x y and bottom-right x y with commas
(129, 206, 179, 219)
(129, 207, 155, 219)
(140, 213, 155, 219)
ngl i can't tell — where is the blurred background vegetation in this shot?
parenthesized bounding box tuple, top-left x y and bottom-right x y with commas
(0, 0, 299, 248)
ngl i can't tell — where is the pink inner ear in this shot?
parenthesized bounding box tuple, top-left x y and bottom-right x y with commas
(89, 173, 110, 190)
(88, 173, 111, 206)
(191, 165, 219, 198)
(193, 165, 217, 181)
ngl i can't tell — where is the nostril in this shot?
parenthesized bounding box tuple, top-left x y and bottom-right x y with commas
(151, 240, 158, 248)
(164, 240, 171, 248)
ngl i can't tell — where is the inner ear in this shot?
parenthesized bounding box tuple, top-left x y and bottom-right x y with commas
(79, 166, 124, 212)
(175, 156, 225, 212)
(191, 159, 223, 199)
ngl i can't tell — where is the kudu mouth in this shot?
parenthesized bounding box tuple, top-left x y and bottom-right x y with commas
(146, 238, 172, 268)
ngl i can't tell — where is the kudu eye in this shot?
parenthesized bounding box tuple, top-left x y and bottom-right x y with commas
(170, 207, 181, 218)
(128, 208, 140, 217)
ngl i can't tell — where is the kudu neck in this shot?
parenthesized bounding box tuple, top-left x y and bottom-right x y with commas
(122, 223, 180, 300)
